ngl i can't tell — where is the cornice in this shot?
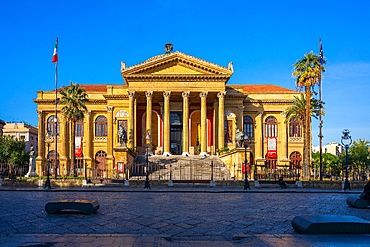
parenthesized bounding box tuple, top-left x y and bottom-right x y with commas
(33, 99, 107, 105)
(226, 94, 246, 99)
(122, 51, 232, 75)
(124, 74, 231, 82)
(248, 99, 294, 105)
(103, 95, 129, 100)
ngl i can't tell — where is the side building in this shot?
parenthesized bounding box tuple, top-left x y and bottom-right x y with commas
(2, 122, 38, 153)
(34, 47, 304, 180)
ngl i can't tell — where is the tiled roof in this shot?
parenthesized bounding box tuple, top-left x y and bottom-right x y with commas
(241, 84, 296, 93)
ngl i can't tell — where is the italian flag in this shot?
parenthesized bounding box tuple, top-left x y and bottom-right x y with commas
(52, 38, 58, 63)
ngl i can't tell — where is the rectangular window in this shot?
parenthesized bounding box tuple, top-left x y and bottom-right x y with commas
(75, 122, 84, 137)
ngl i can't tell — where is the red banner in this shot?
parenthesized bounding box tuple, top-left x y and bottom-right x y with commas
(117, 162, 124, 173)
(267, 137, 277, 159)
(75, 137, 82, 157)
(242, 163, 250, 174)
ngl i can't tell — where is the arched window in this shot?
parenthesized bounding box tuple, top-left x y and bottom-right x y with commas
(289, 118, 302, 137)
(75, 120, 84, 137)
(47, 116, 60, 136)
(95, 116, 107, 137)
(243, 116, 254, 138)
(265, 116, 277, 137)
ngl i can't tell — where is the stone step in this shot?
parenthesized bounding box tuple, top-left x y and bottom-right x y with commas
(292, 215, 370, 234)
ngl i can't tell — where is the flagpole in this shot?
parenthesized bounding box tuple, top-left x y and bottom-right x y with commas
(318, 38, 323, 181)
(54, 38, 59, 179)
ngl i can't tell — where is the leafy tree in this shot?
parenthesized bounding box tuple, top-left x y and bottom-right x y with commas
(292, 52, 326, 179)
(312, 152, 341, 179)
(0, 136, 28, 178)
(349, 139, 370, 180)
(59, 82, 88, 176)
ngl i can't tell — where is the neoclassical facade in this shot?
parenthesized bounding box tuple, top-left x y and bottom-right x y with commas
(34, 47, 304, 180)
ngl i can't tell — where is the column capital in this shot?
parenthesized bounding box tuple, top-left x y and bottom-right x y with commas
(217, 91, 226, 99)
(128, 91, 136, 98)
(106, 106, 114, 112)
(199, 91, 208, 98)
(182, 91, 190, 98)
(237, 106, 244, 113)
(163, 91, 171, 98)
(145, 91, 153, 98)
(36, 110, 43, 116)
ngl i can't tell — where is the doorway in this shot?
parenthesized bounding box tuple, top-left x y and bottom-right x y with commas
(170, 112, 182, 154)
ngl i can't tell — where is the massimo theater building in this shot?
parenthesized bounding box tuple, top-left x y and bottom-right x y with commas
(34, 45, 304, 181)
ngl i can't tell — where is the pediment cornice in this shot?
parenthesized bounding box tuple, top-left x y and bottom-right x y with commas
(121, 51, 233, 76)
(124, 74, 231, 82)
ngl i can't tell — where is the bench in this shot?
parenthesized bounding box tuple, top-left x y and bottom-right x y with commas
(346, 197, 370, 209)
(45, 199, 100, 215)
(292, 215, 370, 234)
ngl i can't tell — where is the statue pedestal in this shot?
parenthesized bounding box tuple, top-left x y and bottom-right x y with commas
(25, 172, 38, 178)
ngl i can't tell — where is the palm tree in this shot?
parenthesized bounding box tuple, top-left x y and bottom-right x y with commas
(59, 82, 88, 177)
(292, 52, 326, 179)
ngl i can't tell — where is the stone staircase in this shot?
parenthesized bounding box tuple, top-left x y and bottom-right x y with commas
(132, 154, 231, 181)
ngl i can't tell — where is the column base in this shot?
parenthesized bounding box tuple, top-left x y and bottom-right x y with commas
(163, 152, 171, 157)
(200, 152, 209, 157)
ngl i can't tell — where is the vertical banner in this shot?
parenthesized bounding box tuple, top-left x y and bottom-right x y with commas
(242, 162, 250, 174)
(267, 137, 277, 158)
(117, 162, 124, 173)
(75, 136, 82, 157)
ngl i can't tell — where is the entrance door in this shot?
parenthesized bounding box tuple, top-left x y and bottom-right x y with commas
(170, 112, 183, 154)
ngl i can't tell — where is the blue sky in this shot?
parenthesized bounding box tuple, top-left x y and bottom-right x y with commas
(1, 0, 370, 146)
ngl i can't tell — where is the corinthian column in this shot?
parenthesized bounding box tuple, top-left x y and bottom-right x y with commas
(182, 91, 190, 155)
(36, 110, 45, 176)
(106, 106, 114, 158)
(217, 91, 226, 150)
(200, 91, 208, 154)
(145, 91, 153, 148)
(84, 110, 92, 160)
(128, 91, 136, 149)
(163, 91, 171, 155)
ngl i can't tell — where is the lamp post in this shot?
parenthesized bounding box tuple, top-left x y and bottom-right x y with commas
(144, 133, 151, 189)
(44, 141, 51, 189)
(341, 129, 352, 191)
(243, 134, 251, 190)
(84, 161, 88, 181)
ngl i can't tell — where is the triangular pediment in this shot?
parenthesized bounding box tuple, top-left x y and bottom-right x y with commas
(121, 51, 233, 76)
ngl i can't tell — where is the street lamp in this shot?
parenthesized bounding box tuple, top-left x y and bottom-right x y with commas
(44, 133, 51, 189)
(84, 161, 88, 181)
(243, 133, 251, 190)
(144, 133, 151, 189)
(341, 129, 352, 191)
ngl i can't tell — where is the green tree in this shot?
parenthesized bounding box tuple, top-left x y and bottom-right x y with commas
(349, 139, 370, 180)
(0, 136, 28, 178)
(59, 82, 88, 177)
(312, 152, 341, 179)
(292, 52, 326, 179)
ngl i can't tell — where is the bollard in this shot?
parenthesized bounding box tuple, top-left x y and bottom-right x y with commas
(254, 180, 260, 187)
(38, 179, 43, 187)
